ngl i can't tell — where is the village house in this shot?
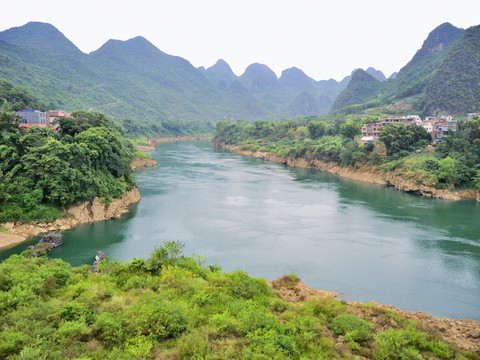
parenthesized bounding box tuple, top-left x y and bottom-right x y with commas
(47, 110, 71, 127)
(361, 115, 421, 142)
(15, 110, 47, 128)
(361, 115, 457, 142)
(15, 109, 71, 129)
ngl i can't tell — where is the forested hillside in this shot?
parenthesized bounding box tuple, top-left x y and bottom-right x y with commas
(0, 79, 46, 111)
(425, 25, 480, 114)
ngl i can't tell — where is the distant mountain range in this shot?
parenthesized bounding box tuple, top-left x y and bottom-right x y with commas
(0, 22, 352, 122)
(0, 21, 478, 123)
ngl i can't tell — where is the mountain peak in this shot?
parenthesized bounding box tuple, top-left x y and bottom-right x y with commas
(0, 21, 84, 57)
(240, 63, 278, 92)
(366, 67, 386, 82)
(279, 67, 317, 91)
(202, 59, 237, 90)
(330, 69, 381, 112)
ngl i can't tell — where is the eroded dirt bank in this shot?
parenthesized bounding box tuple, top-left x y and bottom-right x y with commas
(217, 143, 479, 202)
(0, 188, 141, 249)
(131, 157, 158, 170)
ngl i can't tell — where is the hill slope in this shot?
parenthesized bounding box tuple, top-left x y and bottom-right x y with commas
(383, 22, 465, 100)
(330, 69, 382, 111)
(0, 21, 84, 58)
(424, 25, 480, 114)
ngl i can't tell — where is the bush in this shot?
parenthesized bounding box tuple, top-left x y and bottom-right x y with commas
(330, 313, 372, 343)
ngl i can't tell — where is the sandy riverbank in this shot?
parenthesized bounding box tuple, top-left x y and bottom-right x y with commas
(217, 143, 479, 202)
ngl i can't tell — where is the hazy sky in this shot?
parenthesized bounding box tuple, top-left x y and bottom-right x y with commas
(2, 0, 479, 81)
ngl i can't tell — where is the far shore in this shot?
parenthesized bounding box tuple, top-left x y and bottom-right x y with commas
(150, 136, 212, 144)
(215, 143, 479, 202)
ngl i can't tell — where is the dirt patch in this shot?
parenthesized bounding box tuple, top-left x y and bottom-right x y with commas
(269, 275, 338, 302)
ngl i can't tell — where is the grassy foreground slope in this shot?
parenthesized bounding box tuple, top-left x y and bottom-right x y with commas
(0, 241, 477, 360)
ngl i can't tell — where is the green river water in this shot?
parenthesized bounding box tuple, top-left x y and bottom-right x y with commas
(1, 140, 479, 320)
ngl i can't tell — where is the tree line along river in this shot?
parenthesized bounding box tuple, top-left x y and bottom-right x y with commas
(1, 140, 479, 320)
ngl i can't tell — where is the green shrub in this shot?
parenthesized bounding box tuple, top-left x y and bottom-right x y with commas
(330, 313, 372, 343)
(429, 341, 453, 359)
(210, 311, 238, 335)
(177, 329, 210, 359)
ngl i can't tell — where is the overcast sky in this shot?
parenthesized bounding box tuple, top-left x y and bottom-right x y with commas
(2, 0, 478, 81)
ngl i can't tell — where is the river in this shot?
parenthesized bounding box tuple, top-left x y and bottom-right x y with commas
(1, 140, 479, 320)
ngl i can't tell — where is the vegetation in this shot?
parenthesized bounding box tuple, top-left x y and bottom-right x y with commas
(0, 79, 47, 111)
(117, 117, 215, 139)
(330, 69, 382, 112)
(0, 242, 474, 359)
(214, 115, 480, 190)
(0, 110, 136, 223)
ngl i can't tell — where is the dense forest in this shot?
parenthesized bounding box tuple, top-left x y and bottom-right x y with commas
(0, 242, 474, 360)
(0, 110, 136, 223)
(213, 117, 480, 191)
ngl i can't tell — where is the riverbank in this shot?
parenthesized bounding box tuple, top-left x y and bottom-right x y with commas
(0, 188, 141, 250)
(217, 143, 479, 202)
(270, 276, 480, 354)
(131, 156, 158, 170)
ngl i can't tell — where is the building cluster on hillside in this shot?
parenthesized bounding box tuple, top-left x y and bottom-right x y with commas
(15, 109, 71, 129)
(361, 115, 458, 142)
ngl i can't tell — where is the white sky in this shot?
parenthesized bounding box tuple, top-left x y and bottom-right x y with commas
(1, 0, 479, 81)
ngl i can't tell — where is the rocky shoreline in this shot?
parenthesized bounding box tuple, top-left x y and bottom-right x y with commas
(0, 188, 141, 249)
(131, 157, 158, 170)
(270, 276, 480, 354)
(217, 143, 479, 202)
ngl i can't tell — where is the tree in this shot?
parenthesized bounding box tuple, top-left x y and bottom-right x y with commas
(340, 121, 361, 140)
(307, 121, 327, 140)
(379, 123, 431, 157)
(436, 157, 457, 184)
